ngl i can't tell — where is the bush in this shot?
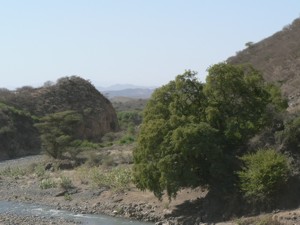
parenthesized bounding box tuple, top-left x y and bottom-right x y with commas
(0, 166, 26, 178)
(60, 176, 73, 190)
(64, 193, 72, 201)
(238, 148, 290, 202)
(119, 135, 135, 145)
(40, 178, 57, 189)
(276, 115, 300, 152)
(34, 163, 46, 178)
(117, 111, 142, 131)
(90, 167, 132, 192)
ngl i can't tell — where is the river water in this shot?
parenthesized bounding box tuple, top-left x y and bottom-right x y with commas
(0, 201, 154, 225)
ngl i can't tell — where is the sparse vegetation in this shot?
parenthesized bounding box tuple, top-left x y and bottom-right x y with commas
(90, 166, 132, 192)
(34, 163, 46, 178)
(0, 166, 27, 178)
(64, 193, 72, 201)
(228, 18, 300, 112)
(60, 176, 74, 190)
(236, 215, 283, 225)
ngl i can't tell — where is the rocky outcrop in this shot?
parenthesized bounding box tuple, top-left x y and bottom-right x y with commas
(30, 76, 119, 141)
(0, 76, 119, 158)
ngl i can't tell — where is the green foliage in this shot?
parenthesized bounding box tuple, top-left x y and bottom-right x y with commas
(118, 134, 135, 145)
(40, 178, 58, 189)
(266, 84, 288, 111)
(276, 115, 300, 152)
(71, 139, 101, 149)
(34, 163, 46, 178)
(133, 63, 285, 199)
(35, 110, 83, 159)
(117, 111, 142, 131)
(238, 148, 290, 202)
(0, 166, 27, 178)
(0, 103, 40, 158)
(204, 63, 272, 148)
(64, 193, 73, 201)
(60, 176, 74, 190)
(90, 167, 132, 192)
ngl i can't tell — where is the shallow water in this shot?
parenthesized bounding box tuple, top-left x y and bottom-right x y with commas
(0, 201, 154, 225)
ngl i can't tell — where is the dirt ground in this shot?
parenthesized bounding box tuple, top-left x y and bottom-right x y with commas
(0, 153, 300, 225)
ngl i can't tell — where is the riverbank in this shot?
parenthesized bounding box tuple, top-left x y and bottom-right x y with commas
(0, 153, 205, 224)
(0, 153, 300, 225)
(0, 213, 80, 225)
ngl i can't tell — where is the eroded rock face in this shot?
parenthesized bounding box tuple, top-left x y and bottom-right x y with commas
(0, 76, 119, 158)
(30, 76, 119, 141)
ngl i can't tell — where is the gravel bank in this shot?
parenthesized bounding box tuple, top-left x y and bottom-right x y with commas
(0, 214, 81, 225)
(0, 155, 46, 170)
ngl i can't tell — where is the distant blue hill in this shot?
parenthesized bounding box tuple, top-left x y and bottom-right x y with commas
(97, 84, 156, 92)
(97, 84, 156, 99)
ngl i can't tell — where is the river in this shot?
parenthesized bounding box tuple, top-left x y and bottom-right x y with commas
(0, 201, 154, 225)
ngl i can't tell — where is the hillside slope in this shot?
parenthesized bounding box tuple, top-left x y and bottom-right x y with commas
(228, 18, 300, 111)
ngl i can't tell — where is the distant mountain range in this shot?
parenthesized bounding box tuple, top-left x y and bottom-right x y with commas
(97, 84, 156, 91)
(97, 84, 156, 99)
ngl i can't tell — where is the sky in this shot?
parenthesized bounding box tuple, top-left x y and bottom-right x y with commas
(1, 1, 300, 89)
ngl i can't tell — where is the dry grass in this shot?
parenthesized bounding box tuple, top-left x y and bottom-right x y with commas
(228, 18, 300, 112)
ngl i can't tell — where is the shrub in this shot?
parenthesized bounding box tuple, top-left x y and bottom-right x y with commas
(0, 166, 26, 178)
(34, 164, 46, 178)
(90, 167, 132, 192)
(118, 135, 135, 145)
(40, 178, 57, 189)
(238, 148, 290, 202)
(64, 193, 72, 201)
(60, 176, 73, 190)
(276, 115, 300, 152)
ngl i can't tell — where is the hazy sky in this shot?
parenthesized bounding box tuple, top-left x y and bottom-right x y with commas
(1, 1, 300, 89)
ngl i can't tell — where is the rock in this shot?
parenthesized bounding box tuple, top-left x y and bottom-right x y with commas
(55, 190, 67, 197)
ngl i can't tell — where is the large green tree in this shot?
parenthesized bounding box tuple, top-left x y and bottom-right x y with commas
(133, 63, 286, 199)
(35, 110, 83, 159)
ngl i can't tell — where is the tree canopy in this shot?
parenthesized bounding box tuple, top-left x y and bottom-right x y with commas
(133, 63, 286, 199)
(35, 110, 83, 159)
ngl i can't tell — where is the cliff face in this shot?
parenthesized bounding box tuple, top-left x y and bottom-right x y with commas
(30, 76, 119, 141)
(0, 76, 119, 158)
(227, 18, 300, 112)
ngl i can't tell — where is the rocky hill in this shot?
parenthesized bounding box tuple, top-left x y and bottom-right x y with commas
(227, 18, 300, 112)
(0, 76, 119, 159)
